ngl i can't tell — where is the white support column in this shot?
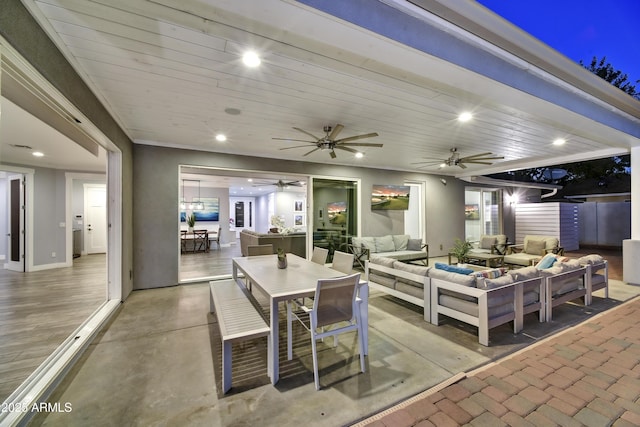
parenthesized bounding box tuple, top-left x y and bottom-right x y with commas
(623, 146, 640, 285)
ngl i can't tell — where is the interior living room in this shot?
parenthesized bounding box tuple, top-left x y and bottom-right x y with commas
(1, 0, 639, 425)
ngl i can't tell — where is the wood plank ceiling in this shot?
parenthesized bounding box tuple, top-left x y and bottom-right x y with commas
(14, 0, 636, 177)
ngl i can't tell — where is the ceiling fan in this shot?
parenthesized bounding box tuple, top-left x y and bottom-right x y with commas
(412, 148, 504, 169)
(252, 179, 303, 188)
(274, 124, 382, 159)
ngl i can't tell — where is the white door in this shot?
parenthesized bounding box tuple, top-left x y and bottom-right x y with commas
(84, 184, 107, 254)
(6, 174, 25, 271)
(404, 182, 424, 240)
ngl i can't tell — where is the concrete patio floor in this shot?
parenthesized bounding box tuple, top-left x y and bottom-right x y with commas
(29, 266, 637, 426)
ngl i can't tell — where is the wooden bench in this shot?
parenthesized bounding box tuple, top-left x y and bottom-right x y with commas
(209, 279, 270, 394)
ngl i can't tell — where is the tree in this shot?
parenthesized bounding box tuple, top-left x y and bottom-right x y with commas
(580, 56, 640, 100)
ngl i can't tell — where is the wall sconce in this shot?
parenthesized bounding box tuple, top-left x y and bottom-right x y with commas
(506, 194, 519, 206)
(440, 178, 447, 186)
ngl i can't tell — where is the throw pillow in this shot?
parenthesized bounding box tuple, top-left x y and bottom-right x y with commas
(480, 236, 497, 250)
(577, 254, 604, 265)
(434, 262, 473, 275)
(407, 239, 422, 251)
(472, 268, 507, 279)
(535, 253, 557, 270)
(525, 239, 545, 255)
(360, 237, 377, 253)
(375, 235, 396, 253)
(392, 234, 410, 251)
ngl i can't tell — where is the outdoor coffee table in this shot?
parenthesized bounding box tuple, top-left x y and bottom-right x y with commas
(449, 252, 504, 268)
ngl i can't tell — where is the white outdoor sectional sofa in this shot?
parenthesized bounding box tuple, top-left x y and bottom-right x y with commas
(365, 253, 609, 346)
(350, 234, 429, 269)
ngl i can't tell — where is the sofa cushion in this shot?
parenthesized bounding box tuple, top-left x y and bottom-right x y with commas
(392, 261, 430, 276)
(369, 255, 396, 268)
(429, 268, 477, 287)
(392, 234, 410, 251)
(577, 254, 604, 265)
(535, 253, 557, 270)
(356, 237, 376, 253)
(509, 266, 540, 281)
(434, 262, 474, 275)
(407, 238, 422, 251)
(480, 274, 514, 290)
(525, 239, 545, 255)
(438, 295, 514, 319)
(368, 273, 396, 289)
(480, 236, 497, 250)
(396, 281, 424, 298)
(375, 235, 396, 253)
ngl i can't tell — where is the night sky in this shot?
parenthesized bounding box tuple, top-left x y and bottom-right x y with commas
(476, 0, 640, 83)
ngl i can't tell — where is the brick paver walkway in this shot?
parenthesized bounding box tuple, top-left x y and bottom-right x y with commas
(356, 296, 640, 427)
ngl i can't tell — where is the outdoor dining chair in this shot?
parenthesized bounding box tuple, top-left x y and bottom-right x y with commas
(310, 247, 329, 265)
(330, 250, 354, 274)
(286, 272, 365, 390)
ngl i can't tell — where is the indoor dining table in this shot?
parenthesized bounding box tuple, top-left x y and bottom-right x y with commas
(232, 253, 369, 385)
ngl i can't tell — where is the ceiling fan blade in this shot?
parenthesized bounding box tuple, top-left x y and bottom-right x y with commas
(327, 124, 344, 140)
(303, 147, 320, 156)
(463, 161, 494, 165)
(329, 150, 337, 159)
(273, 137, 316, 143)
(335, 132, 379, 143)
(461, 156, 504, 161)
(285, 181, 303, 187)
(279, 144, 317, 151)
(460, 152, 493, 159)
(338, 142, 384, 147)
(335, 145, 358, 153)
(458, 162, 468, 169)
(293, 127, 320, 140)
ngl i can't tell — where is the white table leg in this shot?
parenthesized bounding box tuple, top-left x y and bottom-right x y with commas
(269, 298, 279, 383)
(359, 283, 369, 355)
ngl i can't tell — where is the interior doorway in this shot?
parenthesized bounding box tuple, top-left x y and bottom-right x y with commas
(6, 173, 25, 271)
(84, 184, 107, 254)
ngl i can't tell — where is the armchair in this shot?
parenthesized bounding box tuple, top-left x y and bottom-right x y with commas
(504, 235, 563, 267)
(469, 234, 508, 256)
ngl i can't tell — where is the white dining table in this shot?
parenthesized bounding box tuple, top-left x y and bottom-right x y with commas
(232, 253, 369, 385)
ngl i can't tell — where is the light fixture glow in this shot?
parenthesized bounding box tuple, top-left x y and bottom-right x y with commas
(439, 162, 447, 168)
(355, 152, 364, 159)
(242, 51, 261, 67)
(32, 151, 44, 157)
(553, 138, 566, 146)
(458, 112, 473, 122)
(215, 134, 227, 142)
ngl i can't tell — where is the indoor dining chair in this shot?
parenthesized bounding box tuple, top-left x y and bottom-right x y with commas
(247, 244, 274, 256)
(330, 250, 354, 274)
(286, 272, 365, 390)
(310, 246, 329, 265)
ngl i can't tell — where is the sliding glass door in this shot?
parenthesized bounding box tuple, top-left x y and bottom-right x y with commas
(465, 188, 502, 242)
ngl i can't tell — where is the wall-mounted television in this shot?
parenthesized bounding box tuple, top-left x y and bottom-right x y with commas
(371, 184, 410, 210)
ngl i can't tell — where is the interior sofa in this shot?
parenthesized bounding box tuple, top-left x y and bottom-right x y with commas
(503, 235, 563, 267)
(239, 229, 306, 258)
(350, 234, 429, 269)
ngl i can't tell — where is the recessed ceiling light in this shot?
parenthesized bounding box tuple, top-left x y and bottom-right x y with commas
(553, 138, 566, 146)
(247, 178, 253, 182)
(355, 152, 364, 159)
(224, 107, 241, 115)
(458, 112, 473, 122)
(215, 134, 227, 142)
(242, 51, 261, 67)
(440, 162, 447, 168)
(32, 151, 44, 157)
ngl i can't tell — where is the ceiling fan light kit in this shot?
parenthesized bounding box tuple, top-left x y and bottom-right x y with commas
(274, 124, 382, 159)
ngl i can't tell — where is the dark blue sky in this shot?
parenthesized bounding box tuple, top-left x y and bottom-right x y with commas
(476, 0, 640, 82)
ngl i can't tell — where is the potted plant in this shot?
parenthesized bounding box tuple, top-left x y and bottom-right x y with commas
(277, 247, 287, 269)
(450, 238, 472, 266)
(187, 213, 196, 232)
